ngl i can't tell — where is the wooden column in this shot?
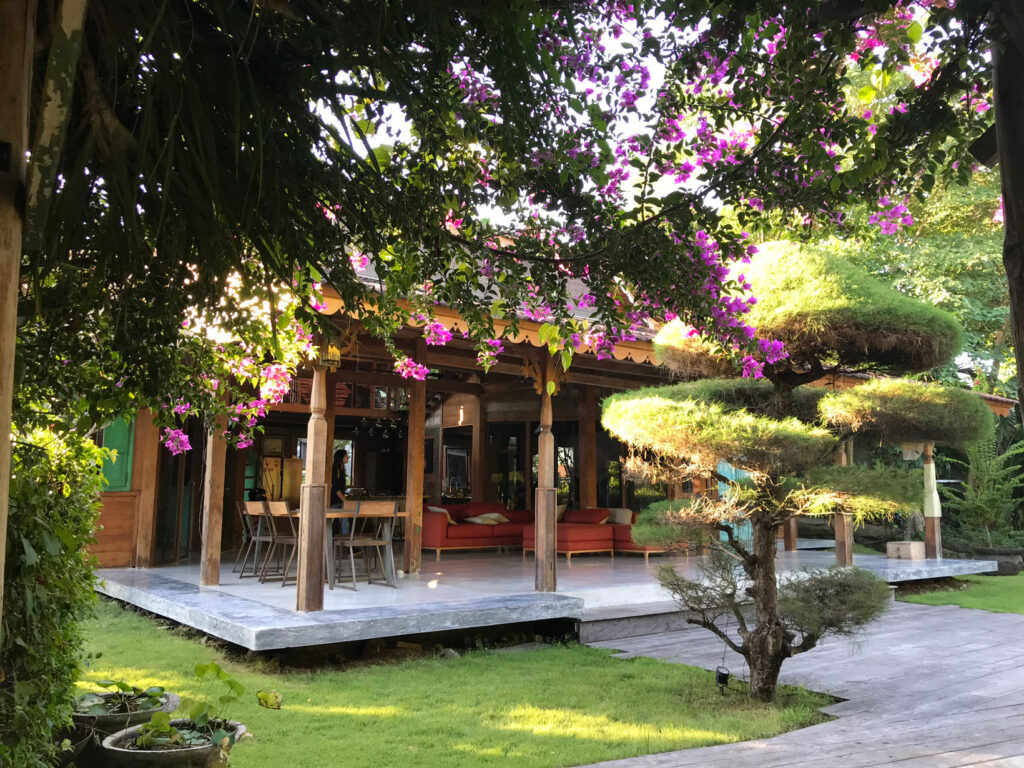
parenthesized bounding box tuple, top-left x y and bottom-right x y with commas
(578, 385, 598, 510)
(471, 390, 486, 502)
(834, 438, 853, 566)
(523, 421, 533, 511)
(782, 517, 798, 552)
(923, 443, 943, 559)
(296, 365, 328, 611)
(200, 418, 228, 586)
(132, 410, 160, 567)
(536, 379, 557, 592)
(0, 0, 34, 635)
(323, 372, 336, 485)
(404, 377, 426, 574)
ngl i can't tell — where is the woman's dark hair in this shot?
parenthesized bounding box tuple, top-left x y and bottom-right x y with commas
(333, 449, 348, 466)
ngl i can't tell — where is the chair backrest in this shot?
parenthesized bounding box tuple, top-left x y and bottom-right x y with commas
(349, 501, 398, 542)
(236, 501, 253, 540)
(267, 501, 296, 538)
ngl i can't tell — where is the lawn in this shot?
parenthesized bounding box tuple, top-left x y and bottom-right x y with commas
(80, 600, 831, 768)
(901, 573, 1024, 615)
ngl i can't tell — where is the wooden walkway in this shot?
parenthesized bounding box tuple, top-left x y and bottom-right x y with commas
(584, 602, 1024, 767)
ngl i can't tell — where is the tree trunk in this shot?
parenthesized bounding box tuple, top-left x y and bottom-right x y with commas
(994, 13, 1024, 407)
(743, 511, 789, 702)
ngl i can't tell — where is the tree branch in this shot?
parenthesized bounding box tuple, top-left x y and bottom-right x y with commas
(685, 615, 746, 656)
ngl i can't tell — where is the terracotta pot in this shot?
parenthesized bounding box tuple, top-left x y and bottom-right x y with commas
(100, 720, 246, 768)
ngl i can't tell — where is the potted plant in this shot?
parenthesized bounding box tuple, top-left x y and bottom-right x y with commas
(53, 722, 94, 767)
(73, 680, 180, 734)
(100, 661, 258, 767)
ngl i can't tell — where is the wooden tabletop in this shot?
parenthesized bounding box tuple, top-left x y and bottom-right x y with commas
(255, 501, 407, 519)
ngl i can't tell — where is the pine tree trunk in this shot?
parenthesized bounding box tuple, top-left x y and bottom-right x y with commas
(743, 511, 789, 702)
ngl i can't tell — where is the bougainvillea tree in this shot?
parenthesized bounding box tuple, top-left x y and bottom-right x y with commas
(602, 242, 991, 701)
(0, 1, 1016, 761)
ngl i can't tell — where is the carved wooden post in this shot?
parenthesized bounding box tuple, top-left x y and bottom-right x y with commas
(296, 365, 328, 611)
(0, 0, 35, 639)
(782, 517, 798, 552)
(404, 377, 426, 574)
(578, 385, 597, 510)
(833, 438, 853, 566)
(200, 417, 227, 586)
(923, 443, 943, 559)
(535, 359, 557, 592)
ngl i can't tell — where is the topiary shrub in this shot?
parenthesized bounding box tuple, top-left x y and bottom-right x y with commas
(0, 429, 104, 768)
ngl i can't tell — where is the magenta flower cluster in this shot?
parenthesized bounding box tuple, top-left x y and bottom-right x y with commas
(395, 357, 430, 380)
(161, 427, 191, 456)
(423, 321, 453, 346)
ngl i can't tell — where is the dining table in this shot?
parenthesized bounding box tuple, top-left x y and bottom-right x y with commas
(268, 501, 408, 589)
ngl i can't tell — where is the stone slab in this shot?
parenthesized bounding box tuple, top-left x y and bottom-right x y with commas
(97, 568, 584, 651)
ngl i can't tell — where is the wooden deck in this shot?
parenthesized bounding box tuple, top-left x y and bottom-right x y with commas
(585, 601, 1024, 767)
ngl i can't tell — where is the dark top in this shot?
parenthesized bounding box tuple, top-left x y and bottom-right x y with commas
(330, 466, 347, 507)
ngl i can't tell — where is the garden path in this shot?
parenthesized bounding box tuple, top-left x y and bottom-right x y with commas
(584, 601, 1024, 767)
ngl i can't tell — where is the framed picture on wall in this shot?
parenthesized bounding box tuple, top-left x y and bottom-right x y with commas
(444, 446, 469, 494)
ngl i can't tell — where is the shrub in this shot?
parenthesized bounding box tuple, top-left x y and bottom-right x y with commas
(0, 429, 104, 768)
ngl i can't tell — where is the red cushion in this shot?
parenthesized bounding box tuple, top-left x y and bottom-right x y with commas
(503, 509, 533, 525)
(522, 523, 613, 549)
(615, 539, 665, 552)
(563, 508, 610, 525)
(447, 524, 495, 540)
(441, 504, 470, 522)
(610, 523, 634, 545)
(492, 522, 526, 538)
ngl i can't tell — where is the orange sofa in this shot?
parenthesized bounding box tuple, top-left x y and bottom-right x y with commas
(523, 507, 665, 563)
(422, 502, 532, 560)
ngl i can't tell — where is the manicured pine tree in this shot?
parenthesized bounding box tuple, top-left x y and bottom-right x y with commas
(602, 241, 992, 702)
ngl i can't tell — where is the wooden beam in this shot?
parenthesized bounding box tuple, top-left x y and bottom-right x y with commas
(324, 372, 336, 485)
(564, 371, 664, 390)
(578, 385, 598, 509)
(331, 367, 484, 395)
(535, 358, 558, 592)
(200, 418, 228, 586)
(0, 0, 34, 636)
(403, 378, 426, 573)
(296, 365, 328, 611)
(523, 421, 533, 511)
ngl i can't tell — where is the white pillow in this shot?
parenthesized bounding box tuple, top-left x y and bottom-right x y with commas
(463, 514, 500, 525)
(607, 508, 633, 525)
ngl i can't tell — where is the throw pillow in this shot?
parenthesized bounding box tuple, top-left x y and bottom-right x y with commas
(563, 508, 610, 525)
(427, 505, 457, 525)
(607, 508, 633, 525)
(463, 514, 500, 525)
(478, 511, 510, 523)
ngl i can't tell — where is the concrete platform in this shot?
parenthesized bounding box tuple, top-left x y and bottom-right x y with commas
(96, 549, 996, 652)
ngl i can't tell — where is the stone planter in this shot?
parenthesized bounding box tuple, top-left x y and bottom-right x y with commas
(944, 541, 1024, 575)
(74, 692, 180, 768)
(100, 720, 246, 768)
(54, 723, 93, 767)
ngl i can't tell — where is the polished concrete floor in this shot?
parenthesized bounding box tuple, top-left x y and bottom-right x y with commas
(96, 546, 996, 651)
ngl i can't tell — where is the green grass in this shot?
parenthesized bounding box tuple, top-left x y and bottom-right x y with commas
(80, 600, 831, 768)
(901, 573, 1024, 615)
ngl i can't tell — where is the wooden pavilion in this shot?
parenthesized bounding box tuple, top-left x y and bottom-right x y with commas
(89, 293, 1018, 613)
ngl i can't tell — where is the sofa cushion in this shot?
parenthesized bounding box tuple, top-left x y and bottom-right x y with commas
(563, 508, 610, 525)
(610, 523, 635, 545)
(442, 504, 471, 522)
(503, 509, 533, 525)
(522, 523, 613, 549)
(427, 505, 457, 525)
(492, 522, 526, 538)
(447, 524, 495, 540)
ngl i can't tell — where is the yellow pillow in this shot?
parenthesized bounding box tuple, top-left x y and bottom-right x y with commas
(463, 514, 500, 525)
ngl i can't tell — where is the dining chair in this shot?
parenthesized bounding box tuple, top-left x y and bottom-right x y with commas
(232, 501, 254, 575)
(241, 500, 273, 580)
(336, 501, 398, 589)
(266, 501, 299, 585)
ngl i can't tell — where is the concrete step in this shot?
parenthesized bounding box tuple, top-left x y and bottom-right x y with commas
(579, 601, 701, 643)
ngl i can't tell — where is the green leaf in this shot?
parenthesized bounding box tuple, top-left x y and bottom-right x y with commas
(546, 380, 556, 396)
(858, 85, 876, 102)
(907, 21, 923, 44)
